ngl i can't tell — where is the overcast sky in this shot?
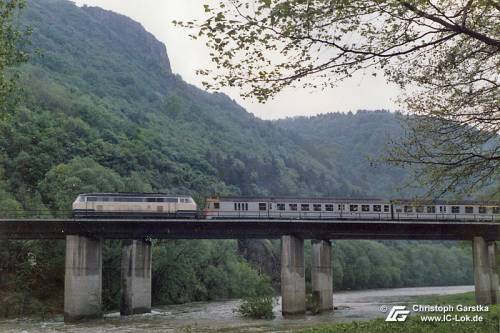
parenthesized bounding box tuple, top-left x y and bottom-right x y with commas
(72, 0, 401, 120)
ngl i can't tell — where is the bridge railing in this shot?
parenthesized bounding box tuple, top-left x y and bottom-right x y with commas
(0, 210, 499, 222)
(0, 210, 74, 219)
(207, 210, 500, 222)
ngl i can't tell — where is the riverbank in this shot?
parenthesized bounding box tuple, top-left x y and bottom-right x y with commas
(297, 292, 499, 333)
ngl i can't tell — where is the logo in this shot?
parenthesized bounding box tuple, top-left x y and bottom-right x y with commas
(384, 305, 410, 322)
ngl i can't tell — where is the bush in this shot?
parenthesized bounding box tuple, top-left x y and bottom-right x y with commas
(237, 296, 275, 319)
(306, 292, 321, 315)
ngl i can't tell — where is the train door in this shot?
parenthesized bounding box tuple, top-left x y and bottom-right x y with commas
(439, 205, 447, 218)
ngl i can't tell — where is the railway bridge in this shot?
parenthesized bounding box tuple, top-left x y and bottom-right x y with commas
(1, 218, 499, 322)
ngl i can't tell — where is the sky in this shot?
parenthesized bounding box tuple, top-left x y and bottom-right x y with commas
(72, 0, 402, 120)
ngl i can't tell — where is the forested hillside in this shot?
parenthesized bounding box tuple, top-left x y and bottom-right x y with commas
(0, 0, 473, 318)
(276, 111, 411, 196)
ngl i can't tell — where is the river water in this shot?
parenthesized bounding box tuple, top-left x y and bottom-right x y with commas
(0, 285, 474, 333)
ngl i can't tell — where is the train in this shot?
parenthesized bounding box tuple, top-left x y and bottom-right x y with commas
(72, 193, 500, 221)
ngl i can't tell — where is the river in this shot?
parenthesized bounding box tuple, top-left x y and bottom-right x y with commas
(0, 285, 474, 333)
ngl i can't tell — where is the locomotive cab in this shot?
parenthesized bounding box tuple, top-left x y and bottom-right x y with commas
(204, 196, 220, 219)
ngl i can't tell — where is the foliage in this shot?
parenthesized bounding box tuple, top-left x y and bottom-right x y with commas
(178, 0, 500, 197)
(237, 295, 275, 319)
(152, 240, 272, 304)
(306, 293, 321, 315)
(313, 240, 472, 291)
(39, 157, 125, 212)
(276, 111, 412, 196)
(0, 0, 30, 121)
(236, 275, 275, 319)
(0, 240, 64, 318)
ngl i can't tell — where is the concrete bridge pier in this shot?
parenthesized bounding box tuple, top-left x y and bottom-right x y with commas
(121, 239, 152, 315)
(311, 240, 333, 312)
(487, 241, 499, 304)
(472, 237, 499, 304)
(64, 235, 103, 322)
(281, 235, 305, 315)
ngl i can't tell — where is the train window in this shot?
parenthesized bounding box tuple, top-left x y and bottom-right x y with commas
(325, 204, 334, 211)
(416, 206, 424, 213)
(384, 205, 390, 212)
(277, 203, 285, 211)
(87, 197, 98, 202)
(361, 205, 370, 212)
(465, 206, 473, 214)
(427, 206, 436, 213)
(338, 204, 343, 211)
(214, 202, 220, 209)
(451, 206, 460, 213)
(289, 204, 297, 211)
(238, 203, 241, 210)
(146, 198, 156, 202)
(439, 206, 448, 213)
(479, 207, 487, 214)
(373, 205, 381, 212)
(245, 203, 248, 210)
(404, 206, 413, 213)
(313, 204, 322, 211)
(79, 196, 85, 202)
(493, 207, 499, 214)
(259, 203, 267, 211)
(350, 205, 358, 212)
(166, 198, 178, 203)
(101, 197, 110, 202)
(301, 204, 310, 211)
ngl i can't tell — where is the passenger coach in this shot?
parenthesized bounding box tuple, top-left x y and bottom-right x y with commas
(204, 196, 500, 221)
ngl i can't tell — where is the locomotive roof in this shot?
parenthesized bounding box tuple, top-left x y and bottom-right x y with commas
(79, 192, 192, 198)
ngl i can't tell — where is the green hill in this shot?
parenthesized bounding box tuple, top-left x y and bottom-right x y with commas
(276, 111, 412, 197)
(3, 0, 373, 214)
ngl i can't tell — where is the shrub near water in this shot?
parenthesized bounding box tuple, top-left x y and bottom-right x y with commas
(236, 274, 275, 319)
(237, 296, 275, 319)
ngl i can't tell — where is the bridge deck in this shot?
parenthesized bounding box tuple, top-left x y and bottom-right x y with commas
(1, 218, 499, 240)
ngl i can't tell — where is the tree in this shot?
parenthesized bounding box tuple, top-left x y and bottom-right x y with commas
(177, 0, 499, 196)
(39, 157, 124, 212)
(0, 0, 30, 120)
